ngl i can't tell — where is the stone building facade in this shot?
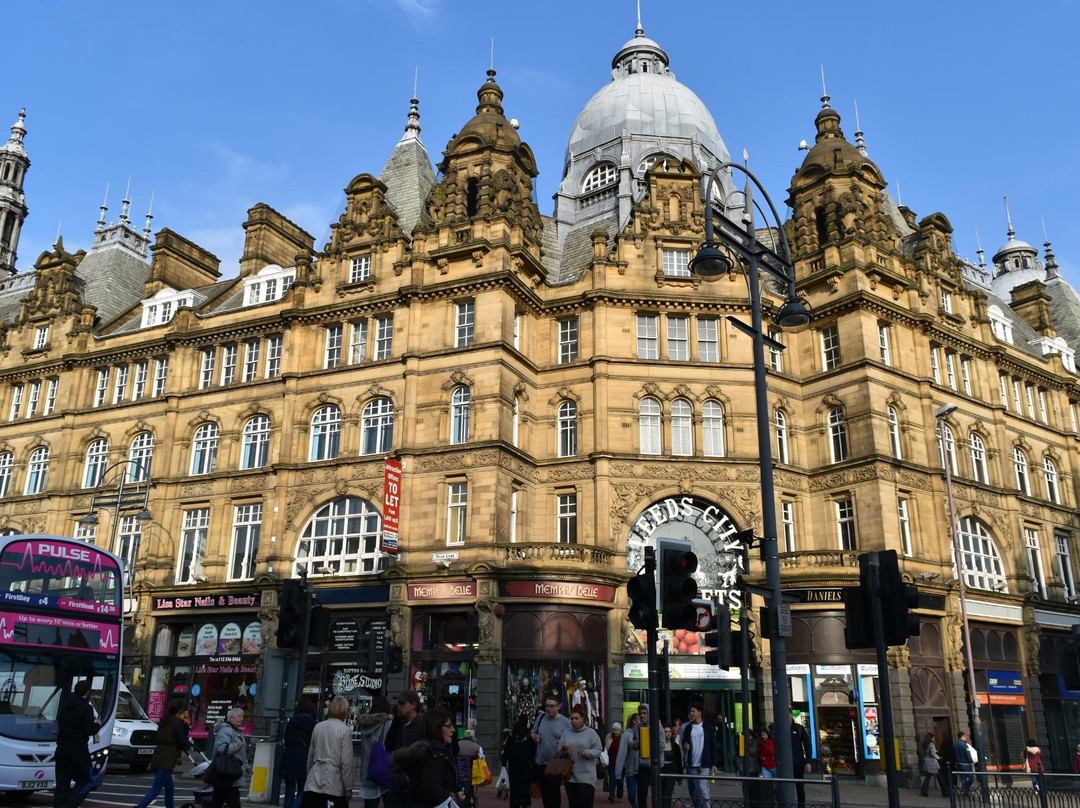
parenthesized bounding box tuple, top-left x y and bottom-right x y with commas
(0, 25, 1078, 780)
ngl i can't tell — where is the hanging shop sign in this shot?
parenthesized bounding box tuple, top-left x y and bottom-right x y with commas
(623, 661, 741, 682)
(502, 580, 616, 601)
(786, 588, 844, 604)
(408, 580, 476, 600)
(153, 591, 262, 611)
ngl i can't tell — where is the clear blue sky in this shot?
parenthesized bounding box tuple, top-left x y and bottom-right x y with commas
(6, 0, 1079, 285)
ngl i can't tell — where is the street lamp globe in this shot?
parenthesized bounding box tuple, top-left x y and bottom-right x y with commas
(775, 297, 813, 330)
(688, 243, 733, 277)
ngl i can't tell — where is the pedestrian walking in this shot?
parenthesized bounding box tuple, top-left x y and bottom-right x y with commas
(532, 695, 572, 808)
(54, 680, 102, 808)
(358, 696, 394, 808)
(919, 732, 945, 797)
(135, 699, 191, 808)
(789, 713, 813, 808)
(952, 732, 975, 794)
(757, 729, 775, 778)
(302, 696, 355, 808)
(1024, 740, 1044, 789)
(558, 706, 602, 808)
(386, 691, 424, 808)
(208, 708, 248, 808)
(392, 709, 463, 808)
(629, 704, 660, 808)
(614, 715, 640, 808)
(678, 703, 717, 808)
(602, 724, 622, 803)
(282, 698, 317, 808)
(503, 714, 537, 808)
(658, 725, 682, 808)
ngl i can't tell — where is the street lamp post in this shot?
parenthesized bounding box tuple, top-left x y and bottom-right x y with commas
(690, 160, 811, 807)
(935, 403, 987, 799)
(78, 459, 152, 610)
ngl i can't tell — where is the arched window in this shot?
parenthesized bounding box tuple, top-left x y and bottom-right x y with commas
(582, 163, 617, 193)
(241, 415, 271, 469)
(828, 407, 848, 463)
(83, 438, 110, 488)
(956, 517, 1008, 591)
(887, 407, 902, 460)
(0, 452, 12, 498)
(450, 387, 470, 445)
(558, 401, 577, 458)
(937, 423, 958, 474)
(1044, 457, 1060, 504)
(128, 432, 154, 481)
(190, 424, 219, 476)
(671, 398, 693, 456)
(969, 433, 988, 484)
(702, 400, 725, 457)
(24, 447, 49, 495)
(294, 496, 385, 576)
(1013, 447, 1030, 494)
(775, 410, 789, 463)
(639, 398, 661, 455)
(361, 398, 394, 455)
(310, 405, 341, 461)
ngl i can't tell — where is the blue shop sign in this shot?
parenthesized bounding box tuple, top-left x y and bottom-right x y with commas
(986, 670, 1023, 694)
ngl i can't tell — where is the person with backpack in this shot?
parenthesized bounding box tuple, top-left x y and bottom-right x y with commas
(358, 697, 395, 808)
(282, 698, 316, 808)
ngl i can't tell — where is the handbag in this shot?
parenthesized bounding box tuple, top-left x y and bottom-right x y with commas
(472, 757, 493, 787)
(530, 781, 542, 799)
(368, 723, 393, 789)
(600, 750, 610, 767)
(201, 751, 242, 784)
(544, 755, 573, 780)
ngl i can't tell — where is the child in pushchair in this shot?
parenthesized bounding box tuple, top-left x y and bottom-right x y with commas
(178, 752, 215, 808)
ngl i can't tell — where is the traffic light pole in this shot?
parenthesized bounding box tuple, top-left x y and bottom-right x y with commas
(740, 600, 750, 806)
(868, 556, 900, 808)
(631, 547, 662, 808)
(269, 570, 312, 804)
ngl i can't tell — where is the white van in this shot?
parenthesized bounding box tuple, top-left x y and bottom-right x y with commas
(108, 683, 159, 772)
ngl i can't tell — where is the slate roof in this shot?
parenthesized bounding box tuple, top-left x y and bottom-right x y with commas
(75, 242, 151, 326)
(379, 109, 436, 240)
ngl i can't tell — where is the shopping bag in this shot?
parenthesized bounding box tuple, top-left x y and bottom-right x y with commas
(495, 766, 510, 791)
(472, 757, 493, 787)
(369, 738, 393, 789)
(530, 781, 542, 799)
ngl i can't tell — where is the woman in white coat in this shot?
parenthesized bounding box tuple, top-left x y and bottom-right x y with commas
(303, 696, 356, 808)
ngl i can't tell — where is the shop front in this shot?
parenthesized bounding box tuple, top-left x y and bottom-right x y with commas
(1036, 622, 1080, 771)
(406, 579, 479, 731)
(967, 621, 1027, 773)
(501, 580, 612, 731)
(146, 590, 264, 741)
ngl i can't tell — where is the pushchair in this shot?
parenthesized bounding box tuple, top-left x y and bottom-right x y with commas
(178, 751, 215, 808)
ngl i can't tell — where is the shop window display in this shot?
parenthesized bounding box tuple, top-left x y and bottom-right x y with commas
(813, 668, 858, 776)
(147, 619, 261, 740)
(503, 662, 605, 730)
(410, 612, 478, 730)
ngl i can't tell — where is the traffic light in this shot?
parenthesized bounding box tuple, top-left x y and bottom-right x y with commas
(842, 585, 874, 649)
(704, 604, 734, 668)
(876, 550, 920, 645)
(308, 604, 331, 646)
(276, 578, 306, 650)
(659, 539, 699, 630)
(388, 644, 404, 674)
(627, 568, 658, 630)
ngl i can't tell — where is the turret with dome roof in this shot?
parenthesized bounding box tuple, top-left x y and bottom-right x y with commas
(552, 14, 732, 251)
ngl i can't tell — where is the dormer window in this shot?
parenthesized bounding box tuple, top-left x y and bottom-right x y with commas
(349, 254, 372, 284)
(582, 163, 617, 193)
(940, 289, 953, 314)
(141, 288, 194, 328)
(243, 265, 295, 307)
(988, 305, 1013, 345)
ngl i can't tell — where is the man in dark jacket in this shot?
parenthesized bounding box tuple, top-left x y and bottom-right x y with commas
(385, 691, 424, 808)
(790, 714, 813, 808)
(54, 680, 101, 808)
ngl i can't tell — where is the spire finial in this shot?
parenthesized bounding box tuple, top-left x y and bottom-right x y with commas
(120, 176, 132, 225)
(853, 100, 867, 156)
(143, 191, 155, 239)
(1004, 196, 1015, 240)
(413, 67, 418, 99)
(55, 220, 62, 245)
(97, 182, 110, 228)
(896, 180, 903, 208)
(1042, 216, 1060, 279)
(490, 39, 494, 71)
(820, 65, 831, 109)
(636, 0, 643, 36)
(975, 227, 986, 269)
